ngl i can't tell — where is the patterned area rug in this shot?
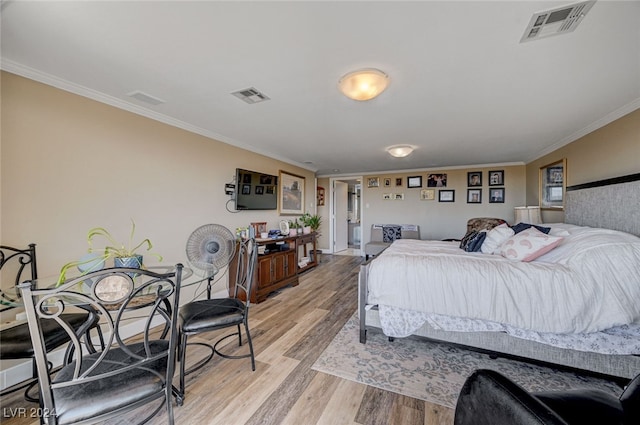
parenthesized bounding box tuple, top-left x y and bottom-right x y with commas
(312, 314, 622, 408)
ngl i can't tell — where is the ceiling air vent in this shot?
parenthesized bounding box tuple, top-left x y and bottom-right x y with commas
(127, 90, 165, 105)
(520, 0, 596, 43)
(231, 87, 270, 104)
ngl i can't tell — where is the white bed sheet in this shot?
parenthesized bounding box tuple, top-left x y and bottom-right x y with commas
(367, 224, 640, 334)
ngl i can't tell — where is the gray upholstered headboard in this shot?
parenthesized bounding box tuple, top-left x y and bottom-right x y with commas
(565, 173, 640, 236)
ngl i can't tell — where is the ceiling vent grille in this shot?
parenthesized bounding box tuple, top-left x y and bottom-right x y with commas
(520, 1, 596, 43)
(127, 90, 165, 105)
(231, 87, 270, 104)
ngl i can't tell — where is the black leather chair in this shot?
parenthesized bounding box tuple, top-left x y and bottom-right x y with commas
(19, 264, 183, 425)
(454, 369, 640, 425)
(176, 238, 257, 405)
(0, 244, 102, 402)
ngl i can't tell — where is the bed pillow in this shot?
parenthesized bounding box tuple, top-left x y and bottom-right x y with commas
(511, 222, 551, 234)
(480, 223, 515, 254)
(382, 225, 402, 243)
(499, 227, 563, 262)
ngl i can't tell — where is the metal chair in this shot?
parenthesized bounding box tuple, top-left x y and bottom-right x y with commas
(0, 244, 102, 402)
(19, 264, 183, 425)
(176, 238, 257, 405)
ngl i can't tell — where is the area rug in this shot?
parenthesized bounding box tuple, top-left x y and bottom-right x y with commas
(312, 314, 622, 408)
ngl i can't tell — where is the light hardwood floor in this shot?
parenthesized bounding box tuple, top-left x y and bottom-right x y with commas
(0, 254, 455, 425)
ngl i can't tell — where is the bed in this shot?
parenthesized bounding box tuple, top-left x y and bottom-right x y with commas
(358, 173, 640, 380)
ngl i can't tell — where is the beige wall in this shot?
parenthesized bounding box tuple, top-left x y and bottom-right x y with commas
(0, 72, 315, 295)
(525, 108, 640, 223)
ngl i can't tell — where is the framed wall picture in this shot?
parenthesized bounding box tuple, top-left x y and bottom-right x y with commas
(317, 186, 325, 206)
(395, 177, 403, 186)
(427, 173, 447, 187)
(367, 177, 380, 188)
(279, 170, 305, 215)
(467, 171, 482, 187)
(420, 189, 435, 200)
(467, 189, 482, 203)
(407, 176, 422, 188)
(539, 158, 566, 210)
(394, 193, 404, 200)
(384, 178, 391, 187)
(383, 193, 392, 200)
(489, 170, 504, 186)
(489, 188, 505, 203)
(439, 190, 455, 202)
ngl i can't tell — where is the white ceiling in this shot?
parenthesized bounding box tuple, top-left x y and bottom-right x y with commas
(2, 1, 639, 176)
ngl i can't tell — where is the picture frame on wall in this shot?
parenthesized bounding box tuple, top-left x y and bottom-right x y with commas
(539, 158, 566, 210)
(489, 188, 505, 203)
(279, 170, 305, 215)
(407, 176, 422, 188)
(439, 190, 455, 202)
(489, 170, 504, 186)
(395, 177, 403, 186)
(427, 173, 447, 187)
(317, 186, 325, 206)
(467, 171, 482, 187)
(367, 177, 380, 188)
(467, 189, 482, 203)
(420, 189, 435, 200)
(384, 178, 391, 187)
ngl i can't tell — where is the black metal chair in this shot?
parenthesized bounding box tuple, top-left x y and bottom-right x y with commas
(19, 264, 183, 425)
(454, 369, 640, 425)
(0, 244, 102, 402)
(176, 238, 257, 405)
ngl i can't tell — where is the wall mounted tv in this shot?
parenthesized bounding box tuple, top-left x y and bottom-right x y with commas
(235, 168, 278, 210)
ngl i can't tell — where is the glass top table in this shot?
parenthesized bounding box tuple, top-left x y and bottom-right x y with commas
(0, 263, 216, 312)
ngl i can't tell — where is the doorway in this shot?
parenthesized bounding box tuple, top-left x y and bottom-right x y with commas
(330, 176, 362, 256)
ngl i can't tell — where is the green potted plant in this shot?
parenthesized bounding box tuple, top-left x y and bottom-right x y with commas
(288, 218, 300, 236)
(300, 213, 322, 235)
(57, 220, 162, 285)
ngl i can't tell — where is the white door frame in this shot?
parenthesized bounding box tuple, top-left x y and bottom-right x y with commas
(329, 176, 363, 254)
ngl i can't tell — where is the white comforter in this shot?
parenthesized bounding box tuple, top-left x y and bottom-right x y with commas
(367, 224, 640, 334)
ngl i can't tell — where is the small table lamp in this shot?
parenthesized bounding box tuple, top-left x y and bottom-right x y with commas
(514, 206, 542, 224)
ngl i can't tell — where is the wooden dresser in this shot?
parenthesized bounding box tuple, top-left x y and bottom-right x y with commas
(229, 232, 318, 303)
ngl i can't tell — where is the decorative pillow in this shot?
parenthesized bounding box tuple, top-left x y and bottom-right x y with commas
(499, 228, 563, 262)
(511, 222, 551, 234)
(464, 231, 487, 252)
(382, 225, 402, 243)
(480, 223, 515, 254)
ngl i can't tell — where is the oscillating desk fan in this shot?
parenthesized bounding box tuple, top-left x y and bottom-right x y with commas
(185, 224, 236, 298)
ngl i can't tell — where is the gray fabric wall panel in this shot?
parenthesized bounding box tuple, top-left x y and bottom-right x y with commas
(566, 179, 640, 236)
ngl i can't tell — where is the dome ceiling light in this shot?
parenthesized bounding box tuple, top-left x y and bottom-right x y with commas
(338, 68, 389, 101)
(386, 145, 414, 158)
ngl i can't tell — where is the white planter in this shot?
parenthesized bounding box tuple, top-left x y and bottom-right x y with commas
(303, 226, 311, 234)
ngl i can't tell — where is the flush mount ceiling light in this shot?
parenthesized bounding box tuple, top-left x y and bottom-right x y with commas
(386, 145, 414, 158)
(338, 68, 389, 101)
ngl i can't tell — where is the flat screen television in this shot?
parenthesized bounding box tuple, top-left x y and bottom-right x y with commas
(235, 168, 278, 210)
